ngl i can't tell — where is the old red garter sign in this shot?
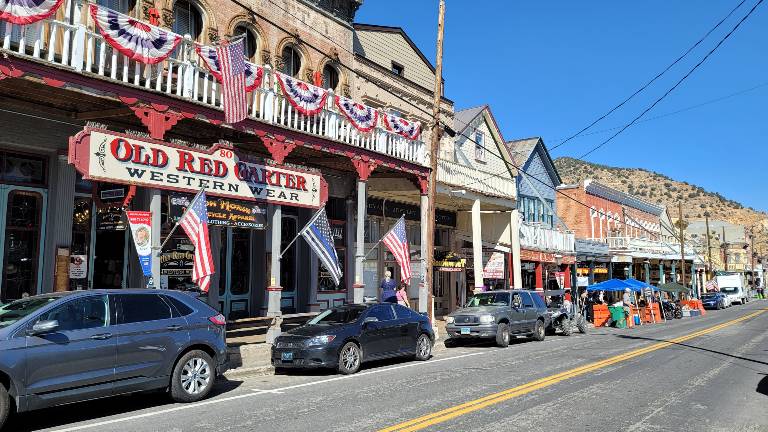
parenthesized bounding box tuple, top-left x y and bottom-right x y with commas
(68, 128, 328, 209)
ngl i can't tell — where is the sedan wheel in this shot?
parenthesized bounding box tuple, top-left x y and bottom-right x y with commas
(415, 334, 432, 361)
(338, 342, 361, 375)
(170, 350, 214, 403)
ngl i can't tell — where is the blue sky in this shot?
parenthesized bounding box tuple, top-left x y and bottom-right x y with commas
(356, 1, 767, 212)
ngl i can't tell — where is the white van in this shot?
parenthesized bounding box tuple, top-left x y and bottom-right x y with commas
(716, 274, 748, 305)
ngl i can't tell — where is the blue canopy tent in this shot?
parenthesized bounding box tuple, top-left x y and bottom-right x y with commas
(624, 278, 659, 293)
(586, 279, 634, 292)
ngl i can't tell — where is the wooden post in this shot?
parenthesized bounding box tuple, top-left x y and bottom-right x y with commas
(678, 201, 686, 287)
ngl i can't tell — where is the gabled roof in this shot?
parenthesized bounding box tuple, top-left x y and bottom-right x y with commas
(505, 137, 562, 185)
(454, 105, 486, 134)
(353, 23, 435, 73)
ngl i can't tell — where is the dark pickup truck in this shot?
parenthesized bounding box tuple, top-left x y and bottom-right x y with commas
(445, 290, 551, 347)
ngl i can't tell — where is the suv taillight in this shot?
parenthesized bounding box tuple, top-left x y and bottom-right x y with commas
(209, 314, 226, 326)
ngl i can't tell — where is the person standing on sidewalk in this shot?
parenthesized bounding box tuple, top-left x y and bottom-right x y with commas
(396, 282, 411, 308)
(380, 271, 398, 303)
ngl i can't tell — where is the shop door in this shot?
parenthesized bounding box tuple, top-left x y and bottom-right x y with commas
(0, 186, 47, 302)
(433, 270, 450, 316)
(219, 228, 252, 320)
(280, 216, 298, 314)
(92, 230, 128, 289)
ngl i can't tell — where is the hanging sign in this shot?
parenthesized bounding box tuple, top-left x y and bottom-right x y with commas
(434, 251, 466, 272)
(483, 252, 505, 279)
(68, 128, 328, 209)
(125, 211, 153, 277)
(169, 193, 266, 229)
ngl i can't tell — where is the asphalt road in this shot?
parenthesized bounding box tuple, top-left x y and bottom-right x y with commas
(10, 301, 768, 432)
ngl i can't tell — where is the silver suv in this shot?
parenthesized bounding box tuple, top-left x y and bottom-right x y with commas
(0, 289, 228, 429)
(445, 290, 551, 347)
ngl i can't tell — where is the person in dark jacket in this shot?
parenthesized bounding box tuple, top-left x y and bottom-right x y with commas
(380, 271, 398, 303)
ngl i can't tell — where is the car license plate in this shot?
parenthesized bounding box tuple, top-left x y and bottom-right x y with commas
(460, 327, 471, 335)
(281, 352, 294, 361)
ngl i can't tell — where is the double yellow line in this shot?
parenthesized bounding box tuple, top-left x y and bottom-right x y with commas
(379, 309, 766, 432)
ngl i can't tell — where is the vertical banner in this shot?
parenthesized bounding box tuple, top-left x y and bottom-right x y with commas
(126, 211, 153, 276)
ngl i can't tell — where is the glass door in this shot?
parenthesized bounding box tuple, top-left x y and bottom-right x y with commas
(280, 216, 298, 314)
(0, 186, 47, 303)
(220, 228, 252, 320)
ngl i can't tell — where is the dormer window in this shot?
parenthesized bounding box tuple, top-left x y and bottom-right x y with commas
(474, 131, 485, 162)
(391, 62, 404, 76)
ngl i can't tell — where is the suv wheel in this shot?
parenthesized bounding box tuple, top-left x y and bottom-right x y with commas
(532, 319, 546, 341)
(496, 322, 510, 348)
(170, 350, 215, 403)
(0, 382, 9, 430)
(338, 342, 361, 374)
(414, 334, 432, 361)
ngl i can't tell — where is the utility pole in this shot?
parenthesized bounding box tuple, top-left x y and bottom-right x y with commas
(678, 201, 686, 287)
(705, 212, 713, 279)
(722, 226, 728, 272)
(424, 0, 446, 324)
(751, 233, 756, 287)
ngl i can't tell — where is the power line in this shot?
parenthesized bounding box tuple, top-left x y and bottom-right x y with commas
(549, 0, 748, 152)
(577, 0, 765, 159)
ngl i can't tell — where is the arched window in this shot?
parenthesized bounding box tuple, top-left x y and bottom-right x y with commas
(172, 0, 203, 40)
(234, 25, 258, 61)
(98, 0, 135, 13)
(281, 45, 302, 77)
(322, 64, 339, 90)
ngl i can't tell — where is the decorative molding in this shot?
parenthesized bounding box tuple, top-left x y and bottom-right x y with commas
(125, 102, 183, 140)
(304, 68, 315, 84)
(261, 49, 272, 66)
(350, 156, 377, 181)
(208, 27, 219, 43)
(260, 135, 298, 165)
(161, 8, 174, 27)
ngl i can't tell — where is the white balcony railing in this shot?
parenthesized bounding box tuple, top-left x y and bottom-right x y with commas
(519, 222, 576, 253)
(0, 9, 425, 166)
(436, 158, 515, 198)
(602, 236, 698, 258)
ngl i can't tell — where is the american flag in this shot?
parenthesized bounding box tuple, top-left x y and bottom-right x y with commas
(382, 216, 411, 281)
(216, 37, 247, 124)
(179, 190, 215, 292)
(705, 279, 719, 291)
(301, 208, 342, 286)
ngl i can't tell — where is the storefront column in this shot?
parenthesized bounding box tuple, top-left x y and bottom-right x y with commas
(644, 260, 651, 284)
(419, 193, 429, 313)
(588, 261, 595, 284)
(535, 262, 543, 290)
(659, 262, 665, 284)
(691, 263, 698, 297)
(47, 155, 76, 293)
(353, 180, 366, 304)
(671, 261, 677, 283)
(510, 209, 523, 289)
(266, 204, 282, 344)
(150, 189, 162, 288)
(608, 262, 613, 279)
(471, 199, 483, 291)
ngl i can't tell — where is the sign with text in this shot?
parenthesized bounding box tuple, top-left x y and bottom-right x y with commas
(169, 193, 266, 229)
(483, 252, 505, 279)
(126, 211, 153, 276)
(68, 128, 328, 209)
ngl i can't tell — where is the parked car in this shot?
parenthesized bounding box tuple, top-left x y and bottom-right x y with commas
(702, 292, 729, 310)
(445, 290, 551, 347)
(0, 289, 228, 430)
(271, 303, 434, 375)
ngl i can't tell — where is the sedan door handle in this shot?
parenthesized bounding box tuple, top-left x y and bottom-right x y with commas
(90, 333, 112, 340)
(166, 325, 183, 331)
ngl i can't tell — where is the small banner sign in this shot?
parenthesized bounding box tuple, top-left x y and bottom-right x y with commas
(68, 128, 328, 209)
(125, 211, 153, 276)
(169, 193, 266, 229)
(483, 252, 505, 279)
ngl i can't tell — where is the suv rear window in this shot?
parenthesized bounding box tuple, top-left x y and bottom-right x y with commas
(521, 292, 534, 308)
(164, 295, 194, 316)
(531, 293, 547, 309)
(117, 294, 173, 324)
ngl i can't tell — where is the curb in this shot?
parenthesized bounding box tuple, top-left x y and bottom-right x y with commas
(223, 365, 275, 379)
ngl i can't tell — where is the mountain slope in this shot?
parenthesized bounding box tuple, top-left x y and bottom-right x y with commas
(553, 157, 768, 252)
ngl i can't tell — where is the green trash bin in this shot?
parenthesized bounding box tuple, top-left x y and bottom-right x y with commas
(608, 306, 626, 328)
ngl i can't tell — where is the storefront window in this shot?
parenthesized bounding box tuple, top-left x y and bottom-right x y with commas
(1, 152, 46, 186)
(230, 230, 251, 296)
(70, 197, 93, 290)
(1, 190, 44, 302)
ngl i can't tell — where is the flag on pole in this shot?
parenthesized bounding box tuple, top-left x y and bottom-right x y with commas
(300, 208, 342, 286)
(382, 216, 412, 281)
(216, 37, 247, 124)
(179, 190, 215, 292)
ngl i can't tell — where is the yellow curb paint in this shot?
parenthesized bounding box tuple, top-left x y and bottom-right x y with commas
(379, 309, 766, 432)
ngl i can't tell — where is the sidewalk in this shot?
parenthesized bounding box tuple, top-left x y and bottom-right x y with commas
(224, 318, 449, 378)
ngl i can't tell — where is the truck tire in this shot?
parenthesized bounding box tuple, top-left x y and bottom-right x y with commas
(496, 322, 510, 348)
(532, 319, 546, 342)
(561, 318, 572, 336)
(577, 316, 588, 334)
(0, 382, 9, 430)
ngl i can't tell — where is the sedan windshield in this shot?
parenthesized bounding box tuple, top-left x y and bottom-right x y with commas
(466, 292, 510, 307)
(0, 297, 59, 328)
(307, 307, 364, 325)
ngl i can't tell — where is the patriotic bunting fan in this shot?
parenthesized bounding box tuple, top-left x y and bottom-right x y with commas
(90, 4, 181, 64)
(0, 0, 64, 25)
(195, 44, 263, 92)
(335, 95, 378, 133)
(382, 113, 421, 140)
(275, 72, 328, 116)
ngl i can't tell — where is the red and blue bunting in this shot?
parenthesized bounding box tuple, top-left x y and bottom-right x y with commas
(382, 113, 421, 140)
(195, 44, 263, 92)
(0, 0, 64, 25)
(275, 72, 327, 116)
(335, 96, 378, 133)
(90, 4, 181, 65)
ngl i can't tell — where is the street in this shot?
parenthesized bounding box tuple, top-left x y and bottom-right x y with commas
(8, 301, 768, 432)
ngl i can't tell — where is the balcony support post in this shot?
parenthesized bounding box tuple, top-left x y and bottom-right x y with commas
(588, 261, 595, 285)
(266, 204, 283, 344)
(471, 199, 484, 292)
(353, 179, 367, 304)
(644, 260, 651, 284)
(659, 261, 665, 284)
(535, 262, 543, 291)
(510, 209, 522, 289)
(671, 261, 677, 283)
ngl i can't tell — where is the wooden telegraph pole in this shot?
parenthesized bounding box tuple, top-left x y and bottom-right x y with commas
(425, 0, 446, 323)
(678, 201, 686, 287)
(705, 212, 713, 279)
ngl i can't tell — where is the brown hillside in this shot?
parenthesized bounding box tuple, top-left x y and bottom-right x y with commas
(553, 157, 768, 253)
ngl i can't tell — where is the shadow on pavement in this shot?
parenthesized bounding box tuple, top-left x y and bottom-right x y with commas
(6, 377, 244, 432)
(756, 374, 768, 396)
(616, 334, 768, 367)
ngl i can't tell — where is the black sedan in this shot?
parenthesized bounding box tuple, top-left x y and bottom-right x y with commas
(271, 303, 434, 374)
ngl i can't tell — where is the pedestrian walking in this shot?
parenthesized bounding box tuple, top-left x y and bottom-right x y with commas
(380, 270, 398, 303)
(396, 282, 411, 308)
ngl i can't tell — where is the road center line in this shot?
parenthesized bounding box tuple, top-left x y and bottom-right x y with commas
(51, 350, 491, 432)
(378, 308, 767, 432)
